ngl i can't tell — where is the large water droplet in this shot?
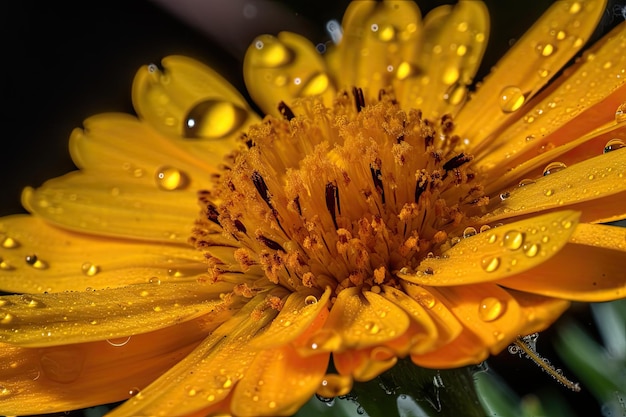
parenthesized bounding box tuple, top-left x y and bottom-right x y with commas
(503, 230, 525, 250)
(463, 227, 477, 238)
(481, 256, 500, 273)
(376, 23, 396, 42)
(365, 321, 381, 334)
(25, 254, 48, 270)
(569, 2, 582, 13)
(523, 243, 540, 257)
(316, 374, 353, 398)
(499, 86, 526, 113)
(603, 138, 626, 154)
(106, 336, 131, 347)
(518, 178, 535, 187)
(299, 73, 330, 96)
(0, 258, 14, 271)
(0, 311, 14, 325)
(478, 297, 505, 322)
(184, 100, 247, 139)
(81, 262, 100, 277)
(304, 295, 318, 306)
(252, 37, 293, 67)
(155, 166, 190, 191)
(39, 349, 85, 383)
(395, 61, 419, 81)
(443, 82, 467, 105)
(20, 295, 44, 308)
(543, 161, 567, 176)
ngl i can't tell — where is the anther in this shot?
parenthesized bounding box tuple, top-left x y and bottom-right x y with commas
(257, 235, 285, 252)
(325, 182, 340, 229)
(352, 87, 365, 112)
(370, 167, 385, 204)
(442, 153, 472, 171)
(278, 101, 295, 121)
(251, 171, 273, 210)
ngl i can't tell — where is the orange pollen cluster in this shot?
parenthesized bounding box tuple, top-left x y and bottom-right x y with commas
(190, 89, 488, 298)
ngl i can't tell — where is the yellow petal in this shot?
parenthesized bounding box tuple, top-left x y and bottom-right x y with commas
(244, 32, 335, 116)
(321, 287, 410, 350)
(482, 149, 626, 223)
(378, 285, 438, 354)
(406, 0, 489, 119)
(0, 280, 233, 347)
(456, 0, 607, 148)
(250, 287, 331, 349)
(333, 345, 397, 381)
(22, 171, 200, 243)
(398, 211, 580, 285)
(428, 284, 523, 354)
(106, 297, 277, 417)
(335, 0, 423, 101)
(476, 22, 626, 173)
(411, 328, 488, 369)
(402, 283, 463, 348)
(499, 223, 626, 301)
(132, 56, 259, 149)
(0, 215, 206, 293)
(0, 316, 217, 415)
(231, 345, 328, 416)
(507, 289, 571, 335)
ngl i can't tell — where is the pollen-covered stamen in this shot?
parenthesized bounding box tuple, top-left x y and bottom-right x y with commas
(352, 87, 366, 112)
(278, 101, 295, 121)
(192, 93, 488, 296)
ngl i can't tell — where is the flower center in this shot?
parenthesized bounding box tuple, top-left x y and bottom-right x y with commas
(191, 89, 487, 297)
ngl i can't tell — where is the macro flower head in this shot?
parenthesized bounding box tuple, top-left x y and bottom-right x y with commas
(1, 0, 626, 416)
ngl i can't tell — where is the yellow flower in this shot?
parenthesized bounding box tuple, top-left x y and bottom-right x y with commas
(1, 1, 625, 416)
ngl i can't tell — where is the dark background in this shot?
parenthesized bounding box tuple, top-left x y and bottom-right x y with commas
(2, 1, 625, 416)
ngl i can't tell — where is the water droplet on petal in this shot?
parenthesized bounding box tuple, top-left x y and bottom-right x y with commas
(20, 295, 44, 308)
(480, 225, 491, 233)
(148, 277, 161, 285)
(128, 387, 141, 397)
(481, 256, 500, 272)
(569, 2, 582, 14)
(503, 230, 525, 250)
(365, 321, 380, 334)
(499, 192, 510, 201)
(0, 311, 14, 325)
(543, 161, 567, 176)
(252, 37, 293, 67)
(603, 138, 626, 153)
(615, 102, 626, 123)
(536, 43, 556, 57)
(184, 100, 248, 139)
(81, 262, 100, 277)
(523, 243, 540, 257)
(463, 227, 477, 238)
(518, 178, 535, 187)
(304, 295, 318, 305)
(1, 236, 20, 249)
(155, 166, 190, 191)
(0, 258, 14, 271)
(25, 254, 48, 270)
(543, 189, 555, 196)
(376, 24, 396, 42)
(478, 297, 505, 322)
(499, 86, 526, 113)
(443, 82, 467, 105)
(300, 73, 330, 96)
(395, 61, 418, 81)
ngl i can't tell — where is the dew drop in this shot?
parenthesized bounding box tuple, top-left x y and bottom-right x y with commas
(300, 73, 330, 96)
(21, 295, 44, 308)
(481, 256, 500, 273)
(503, 230, 525, 250)
(183, 100, 247, 139)
(443, 82, 467, 105)
(1, 236, 20, 249)
(416, 291, 436, 309)
(155, 166, 190, 191)
(480, 225, 491, 233)
(615, 102, 626, 123)
(478, 297, 505, 321)
(106, 336, 131, 347)
(25, 254, 48, 270)
(543, 161, 567, 176)
(488, 234, 497, 244)
(81, 262, 100, 277)
(543, 189, 555, 196)
(518, 178, 535, 187)
(603, 138, 626, 153)
(0, 311, 14, 325)
(376, 24, 396, 42)
(463, 227, 477, 238)
(365, 321, 381, 334)
(148, 277, 161, 285)
(536, 43, 556, 57)
(499, 86, 526, 113)
(569, 2, 582, 13)
(317, 374, 353, 398)
(0, 385, 11, 396)
(252, 37, 293, 67)
(304, 295, 318, 305)
(523, 243, 540, 257)
(499, 192, 510, 201)
(442, 66, 459, 85)
(0, 259, 14, 271)
(129, 387, 141, 397)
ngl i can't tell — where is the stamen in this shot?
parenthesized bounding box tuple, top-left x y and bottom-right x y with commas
(292, 196, 302, 216)
(278, 101, 295, 121)
(257, 235, 285, 252)
(352, 87, 365, 112)
(206, 203, 221, 225)
(509, 334, 581, 392)
(442, 153, 472, 171)
(234, 219, 247, 234)
(370, 167, 385, 204)
(251, 171, 273, 210)
(325, 182, 339, 229)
